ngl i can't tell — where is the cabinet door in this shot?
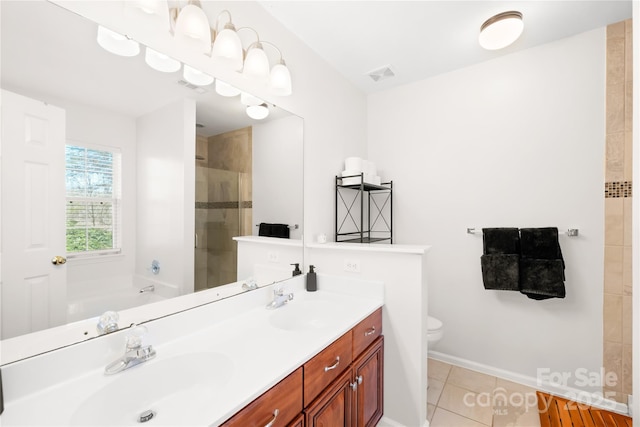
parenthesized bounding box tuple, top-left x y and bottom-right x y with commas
(288, 413, 304, 427)
(305, 368, 353, 427)
(353, 336, 384, 427)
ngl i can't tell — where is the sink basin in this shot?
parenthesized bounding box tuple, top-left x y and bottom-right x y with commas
(70, 352, 234, 426)
(269, 299, 349, 332)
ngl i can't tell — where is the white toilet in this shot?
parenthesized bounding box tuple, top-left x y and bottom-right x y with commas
(427, 316, 444, 347)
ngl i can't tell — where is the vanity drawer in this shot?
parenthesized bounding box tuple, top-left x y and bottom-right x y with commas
(352, 308, 382, 357)
(303, 331, 353, 407)
(222, 368, 302, 427)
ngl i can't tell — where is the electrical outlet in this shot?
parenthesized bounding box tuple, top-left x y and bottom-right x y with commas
(343, 259, 361, 273)
(267, 251, 279, 263)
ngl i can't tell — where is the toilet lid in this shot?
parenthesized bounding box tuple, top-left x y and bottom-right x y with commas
(427, 316, 443, 331)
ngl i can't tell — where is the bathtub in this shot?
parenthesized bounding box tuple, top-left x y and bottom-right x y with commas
(67, 276, 176, 323)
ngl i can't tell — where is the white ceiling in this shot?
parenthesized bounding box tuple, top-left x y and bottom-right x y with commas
(260, 1, 633, 94)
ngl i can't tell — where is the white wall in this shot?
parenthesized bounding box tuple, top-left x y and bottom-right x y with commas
(0, 86, 138, 296)
(136, 99, 195, 296)
(52, 0, 368, 247)
(253, 115, 304, 240)
(368, 29, 606, 389)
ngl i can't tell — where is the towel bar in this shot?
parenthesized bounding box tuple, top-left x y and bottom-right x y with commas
(255, 224, 299, 230)
(466, 227, 579, 237)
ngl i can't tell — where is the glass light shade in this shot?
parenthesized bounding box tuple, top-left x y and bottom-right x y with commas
(145, 47, 181, 73)
(242, 44, 270, 82)
(183, 65, 214, 86)
(97, 26, 140, 57)
(211, 24, 243, 71)
(246, 103, 269, 120)
(174, 4, 212, 54)
(270, 61, 292, 96)
(124, 0, 170, 32)
(479, 11, 523, 50)
(215, 80, 241, 97)
(240, 92, 263, 106)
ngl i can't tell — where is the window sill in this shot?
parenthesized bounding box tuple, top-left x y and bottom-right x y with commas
(66, 251, 124, 265)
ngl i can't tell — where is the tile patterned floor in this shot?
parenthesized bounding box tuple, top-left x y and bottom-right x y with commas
(427, 358, 542, 427)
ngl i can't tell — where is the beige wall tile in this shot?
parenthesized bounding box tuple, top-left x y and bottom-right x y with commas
(606, 132, 625, 181)
(606, 37, 625, 86)
(603, 341, 623, 392)
(438, 383, 494, 426)
(428, 358, 453, 382)
(623, 247, 632, 296)
(447, 367, 497, 394)
(603, 293, 623, 342)
(430, 408, 489, 427)
(427, 378, 445, 405)
(607, 21, 626, 39)
(622, 344, 632, 395)
(623, 198, 632, 246)
(625, 81, 633, 132)
(624, 132, 633, 181)
(605, 198, 624, 246)
(622, 295, 632, 345)
(607, 83, 625, 134)
(625, 20, 633, 82)
(604, 245, 624, 294)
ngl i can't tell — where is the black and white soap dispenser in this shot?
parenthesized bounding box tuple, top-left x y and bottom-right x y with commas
(306, 265, 317, 292)
(291, 263, 302, 277)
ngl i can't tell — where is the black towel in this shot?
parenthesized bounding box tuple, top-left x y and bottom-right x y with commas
(258, 223, 290, 239)
(519, 228, 565, 299)
(480, 228, 520, 291)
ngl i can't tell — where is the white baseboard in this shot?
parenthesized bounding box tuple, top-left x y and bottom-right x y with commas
(428, 351, 629, 416)
(377, 416, 426, 427)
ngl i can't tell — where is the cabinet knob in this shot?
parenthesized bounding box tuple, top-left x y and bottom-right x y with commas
(364, 326, 376, 336)
(350, 381, 358, 391)
(357, 375, 363, 385)
(264, 409, 279, 427)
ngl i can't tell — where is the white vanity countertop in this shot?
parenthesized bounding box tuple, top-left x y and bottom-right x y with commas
(0, 275, 383, 426)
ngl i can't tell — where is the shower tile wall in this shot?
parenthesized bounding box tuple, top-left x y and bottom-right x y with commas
(194, 128, 252, 292)
(603, 19, 632, 404)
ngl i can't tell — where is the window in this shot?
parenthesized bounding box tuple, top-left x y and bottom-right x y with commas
(65, 144, 122, 257)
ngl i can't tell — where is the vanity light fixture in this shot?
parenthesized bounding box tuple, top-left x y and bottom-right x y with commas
(183, 64, 214, 86)
(246, 103, 269, 120)
(215, 80, 241, 97)
(210, 11, 244, 71)
(174, 3, 212, 54)
(478, 11, 524, 50)
(242, 42, 271, 82)
(240, 92, 264, 106)
(97, 25, 140, 57)
(145, 47, 181, 73)
(124, 0, 170, 32)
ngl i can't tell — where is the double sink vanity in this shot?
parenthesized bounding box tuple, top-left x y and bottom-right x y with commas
(0, 275, 384, 426)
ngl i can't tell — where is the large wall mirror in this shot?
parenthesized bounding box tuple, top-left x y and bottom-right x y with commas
(0, 0, 303, 362)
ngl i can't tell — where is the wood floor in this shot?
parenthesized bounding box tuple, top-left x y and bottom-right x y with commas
(537, 391, 632, 427)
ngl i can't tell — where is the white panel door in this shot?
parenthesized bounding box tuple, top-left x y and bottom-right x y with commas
(1, 90, 67, 339)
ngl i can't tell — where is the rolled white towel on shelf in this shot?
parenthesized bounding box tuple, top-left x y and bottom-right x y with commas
(341, 170, 361, 186)
(345, 157, 363, 172)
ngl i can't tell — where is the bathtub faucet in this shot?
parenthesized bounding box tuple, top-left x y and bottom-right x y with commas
(105, 325, 156, 375)
(139, 284, 155, 294)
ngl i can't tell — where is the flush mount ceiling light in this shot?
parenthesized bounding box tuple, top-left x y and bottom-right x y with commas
(246, 103, 269, 120)
(145, 47, 181, 72)
(183, 64, 214, 86)
(97, 26, 140, 57)
(479, 11, 524, 50)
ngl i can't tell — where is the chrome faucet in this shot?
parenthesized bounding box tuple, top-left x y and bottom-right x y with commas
(242, 278, 258, 291)
(96, 311, 119, 335)
(105, 326, 156, 375)
(139, 284, 155, 293)
(266, 287, 294, 310)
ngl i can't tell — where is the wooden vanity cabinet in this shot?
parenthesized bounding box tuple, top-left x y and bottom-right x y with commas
(221, 367, 303, 427)
(220, 308, 383, 427)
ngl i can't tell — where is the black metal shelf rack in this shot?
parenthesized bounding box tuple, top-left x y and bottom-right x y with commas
(335, 173, 393, 244)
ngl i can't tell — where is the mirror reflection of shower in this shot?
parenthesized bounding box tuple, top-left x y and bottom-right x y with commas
(194, 127, 252, 291)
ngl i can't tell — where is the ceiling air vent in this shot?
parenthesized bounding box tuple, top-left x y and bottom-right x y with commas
(177, 80, 207, 94)
(367, 65, 395, 82)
